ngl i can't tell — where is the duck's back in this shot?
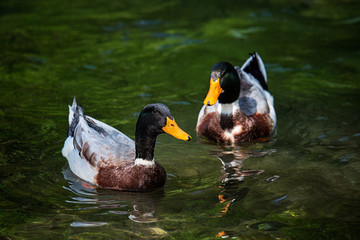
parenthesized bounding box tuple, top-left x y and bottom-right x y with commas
(62, 98, 135, 185)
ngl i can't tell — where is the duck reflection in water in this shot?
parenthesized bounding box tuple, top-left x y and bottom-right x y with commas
(211, 147, 275, 218)
(62, 167, 164, 223)
(215, 148, 275, 184)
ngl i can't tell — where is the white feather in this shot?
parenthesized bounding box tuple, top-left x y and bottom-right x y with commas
(134, 158, 155, 167)
(218, 102, 240, 115)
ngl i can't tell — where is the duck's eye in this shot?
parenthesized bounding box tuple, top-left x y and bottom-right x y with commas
(171, 124, 174, 127)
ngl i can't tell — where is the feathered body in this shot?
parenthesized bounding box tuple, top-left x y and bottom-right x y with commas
(196, 53, 276, 143)
(62, 99, 191, 191)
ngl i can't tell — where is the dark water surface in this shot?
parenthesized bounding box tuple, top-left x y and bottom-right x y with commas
(1, 0, 360, 239)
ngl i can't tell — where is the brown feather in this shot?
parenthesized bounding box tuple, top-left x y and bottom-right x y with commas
(197, 111, 274, 143)
(96, 161, 166, 192)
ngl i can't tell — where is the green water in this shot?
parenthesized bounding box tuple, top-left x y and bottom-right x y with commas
(1, 0, 360, 239)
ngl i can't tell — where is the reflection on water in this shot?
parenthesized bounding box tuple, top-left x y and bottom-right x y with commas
(210, 146, 279, 237)
(62, 167, 164, 224)
(214, 148, 275, 184)
(210, 146, 275, 217)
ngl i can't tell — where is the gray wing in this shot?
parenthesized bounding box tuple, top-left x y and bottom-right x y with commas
(73, 115, 135, 167)
(235, 64, 270, 116)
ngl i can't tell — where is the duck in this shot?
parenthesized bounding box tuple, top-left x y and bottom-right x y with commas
(196, 52, 276, 143)
(62, 98, 191, 191)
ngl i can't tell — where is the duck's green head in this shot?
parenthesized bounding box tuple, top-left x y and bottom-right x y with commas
(203, 62, 240, 105)
(136, 104, 192, 141)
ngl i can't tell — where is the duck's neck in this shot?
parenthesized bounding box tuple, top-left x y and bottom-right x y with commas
(218, 70, 241, 104)
(135, 130, 157, 161)
(218, 101, 239, 115)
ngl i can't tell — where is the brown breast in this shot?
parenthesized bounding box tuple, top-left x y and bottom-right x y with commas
(95, 161, 166, 191)
(197, 111, 273, 143)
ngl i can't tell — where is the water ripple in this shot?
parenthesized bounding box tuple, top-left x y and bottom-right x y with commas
(62, 167, 164, 223)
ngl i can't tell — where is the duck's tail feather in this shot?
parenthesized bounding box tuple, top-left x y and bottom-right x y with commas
(67, 97, 84, 137)
(241, 52, 268, 90)
(68, 97, 77, 125)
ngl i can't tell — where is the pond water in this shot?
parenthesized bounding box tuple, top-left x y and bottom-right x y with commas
(1, 0, 360, 239)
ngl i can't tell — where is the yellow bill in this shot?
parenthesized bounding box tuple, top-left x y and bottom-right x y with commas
(203, 78, 222, 106)
(162, 117, 192, 141)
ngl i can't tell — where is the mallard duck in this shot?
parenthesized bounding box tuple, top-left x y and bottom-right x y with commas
(196, 52, 276, 143)
(62, 98, 191, 191)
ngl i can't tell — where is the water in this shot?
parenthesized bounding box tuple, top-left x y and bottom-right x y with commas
(1, 0, 360, 239)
